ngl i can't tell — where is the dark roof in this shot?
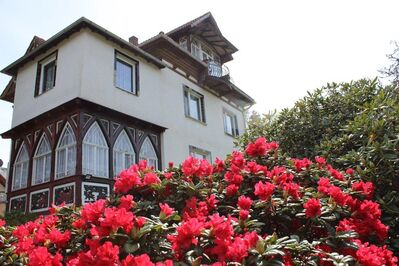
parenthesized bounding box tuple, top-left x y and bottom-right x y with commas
(1, 17, 165, 76)
(165, 12, 238, 63)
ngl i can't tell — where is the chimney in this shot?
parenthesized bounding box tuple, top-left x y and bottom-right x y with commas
(128, 36, 138, 46)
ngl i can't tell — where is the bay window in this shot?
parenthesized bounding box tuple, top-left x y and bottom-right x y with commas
(13, 143, 29, 191)
(32, 135, 51, 185)
(113, 130, 135, 176)
(83, 122, 109, 178)
(55, 123, 76, 179)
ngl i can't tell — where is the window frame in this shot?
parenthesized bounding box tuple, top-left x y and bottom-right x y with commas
(189, 145, 212, 162)
(12, 143, 29, 191)
(113, 130, 136, 176)
(55, 123, 77, 179)
(35, 51, 57, 96)
(32, 134, 52, 186)
(183, 86, 206, 123)
(82, 122, 109, 178)
(139, 137, 158, 170)
(114, 50, 139, 95)
(223, 109, 239, 137)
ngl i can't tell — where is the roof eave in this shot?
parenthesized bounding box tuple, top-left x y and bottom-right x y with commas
(1, 17, 166, 76)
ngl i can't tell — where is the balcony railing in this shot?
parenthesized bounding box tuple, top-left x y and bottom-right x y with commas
(207, 60, 230, 78)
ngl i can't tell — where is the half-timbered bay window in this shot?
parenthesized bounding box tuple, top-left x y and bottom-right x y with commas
(55, 123, 76, 179)
(32, 135, 51, 185)
(35, 52, 57, 96)
(223, 110, 239, 137)
(184, 86, 206, 123)
(83, 122, 109, 177)
(113, 130, 135, 176)
(139, 137, 158, 169)
(114, 51, 138, 94)
(13, 143, 29, 190)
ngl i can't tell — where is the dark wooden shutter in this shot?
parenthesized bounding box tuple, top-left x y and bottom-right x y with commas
(34, 63, 42, 96)
(52, 63, 57, 87)
(234, 116, 239, 136)
(200, 96, 206, 123)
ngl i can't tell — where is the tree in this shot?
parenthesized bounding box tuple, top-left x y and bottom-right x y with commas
(380, 41, 399, 85)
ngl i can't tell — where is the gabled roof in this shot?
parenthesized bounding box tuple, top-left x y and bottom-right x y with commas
(1, 17, 165, 77)
(165, 12, 238, 63)
(0, 36, 45, 103)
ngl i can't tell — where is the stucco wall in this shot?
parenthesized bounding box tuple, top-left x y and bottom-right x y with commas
(11, 32, 86, 128)
(11, 30, 246, 167)
(79, 32, 245, 166)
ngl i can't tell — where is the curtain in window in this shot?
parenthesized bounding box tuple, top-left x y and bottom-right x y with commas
(139, 137, 158, 169)
(32, 135, 51, 185)
(13, 143, 29, 190)
(56, 124, 76, 179)
(113, 130, 135, 176)
(83, 122, 109, 177)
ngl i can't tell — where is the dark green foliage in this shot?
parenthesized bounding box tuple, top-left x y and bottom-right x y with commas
(238, 78, 399, 252)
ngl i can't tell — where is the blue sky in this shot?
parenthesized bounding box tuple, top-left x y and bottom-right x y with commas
(0, 0, 399, 165)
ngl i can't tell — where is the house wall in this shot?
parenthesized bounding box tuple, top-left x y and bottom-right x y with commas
(10, 29, 245, 168)
(11, 32, 86, 128)
(79, 32, 245, 166)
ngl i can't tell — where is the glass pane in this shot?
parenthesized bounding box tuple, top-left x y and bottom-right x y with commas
(189, 94, 200, 120)
(67, 146, 76, 175)
(43, 61, 55, 91)
(225, 114, 233, 135)
(116, 60, 133, 92)
(139, 138, 158, 169)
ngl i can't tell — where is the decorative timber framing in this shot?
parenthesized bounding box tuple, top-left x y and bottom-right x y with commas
(2, 98, 165, 214)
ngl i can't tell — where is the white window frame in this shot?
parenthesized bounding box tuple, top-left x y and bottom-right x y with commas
(32, 134, 52, 186)
(12, 143, 29, 191)
(9, 194, 27, 213)
(53, 182, 75, 206)
(55, 123, 76, 179)
(38, 53, 57, 95)
(82, 122, 109, 178)
(29, 188, 50, 213)
(184, 86, 205, 123)
(223, 109, 239, 137)
(189, 145, 212, 161)
(82, 182, 110, 205)
(114, 51, 138, 94)
(139, 137, 158, 170)
(113, 130, 136, 176)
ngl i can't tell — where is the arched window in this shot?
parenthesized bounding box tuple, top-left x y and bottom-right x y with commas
(113, 130, 135, 176)
(13, 143, 29, 190)
(83, 122, 108, 177)
(56, 123, 76, 179)
(32, 135, 51, 185)
(139, 137, 158, 169)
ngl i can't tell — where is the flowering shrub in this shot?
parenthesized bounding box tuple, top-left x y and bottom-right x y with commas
(0, 137, 397, 265)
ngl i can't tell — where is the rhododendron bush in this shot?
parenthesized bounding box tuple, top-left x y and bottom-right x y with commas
(0, 137, 397, 265)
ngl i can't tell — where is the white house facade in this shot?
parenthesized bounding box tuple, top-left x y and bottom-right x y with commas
(0, 13, 254, 213)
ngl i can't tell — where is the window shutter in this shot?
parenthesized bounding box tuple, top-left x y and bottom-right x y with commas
(34, 63, 42, 96)
(200, 96, 206, 123)
(184, 90, 189, 116)
(234, 116, 239, 136)
(52, 63, 57, 87)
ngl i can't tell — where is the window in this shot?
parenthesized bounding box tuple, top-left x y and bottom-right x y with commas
(179, 37, 188, 50)
(115, 51, 138, 94)
(13, 143, 29, 191)
(139, 137, 158, 170)
(184, 87, 206, 123)
(191, 41, 201, 60)
(32, 134, 52, 185)
(189, 146, 212, 161)
(56, 123, 76, 179)
(223, 110, 239, 137)
(113, 130, 135, 176)
(83, 122, 109, 178)
(35, 52, 57, 96)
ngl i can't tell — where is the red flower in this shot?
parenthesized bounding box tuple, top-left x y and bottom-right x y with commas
(114, 166, 142, 194)
(237, 196, 253, 210)
(48, 229, 71, 248)
(81, 199, 106, 223)
(159, 203, 174, 218)
(226, 184, 239, 197)
(0, 219, 5, 227)
(283, 182, 300, 199)
(119, 195, 134, 210)
(99, 207, 134, 234)
(29, 247, 62, 266)
(352, 181, 374, 199)
(122, 254, 155, 266)
(94, 241, 120, 266)
(254, 181, 275, 201)
(239, 209, 249, 220)
(226, 237, 249, 262)
(245, 137, 278, 157)
(143, 172, 160, 186)
(182, 156, 213, 178)
(356, 242, 398, 266)
(304, 198, 321, 218)
(315, 156, 326, 165)
(292, 158, 312, 172)
(317, 177, 331, 195)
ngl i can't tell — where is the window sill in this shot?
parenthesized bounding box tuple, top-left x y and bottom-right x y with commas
(11, 186, 27, 192)
(185, 115, 207, 126)
(115, 86, 138, 96)
(224, 132, 239, 138)
(31, 180, 51, 187)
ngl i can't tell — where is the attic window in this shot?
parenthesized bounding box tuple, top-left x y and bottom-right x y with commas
(114, 51, 139, 95)
(35, 52, 57, 96)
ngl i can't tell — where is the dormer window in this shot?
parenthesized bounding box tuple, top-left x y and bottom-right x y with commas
(114, 51, 139, 95)
(35, 52, 57, 96)
(191, 40, 201, 60)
